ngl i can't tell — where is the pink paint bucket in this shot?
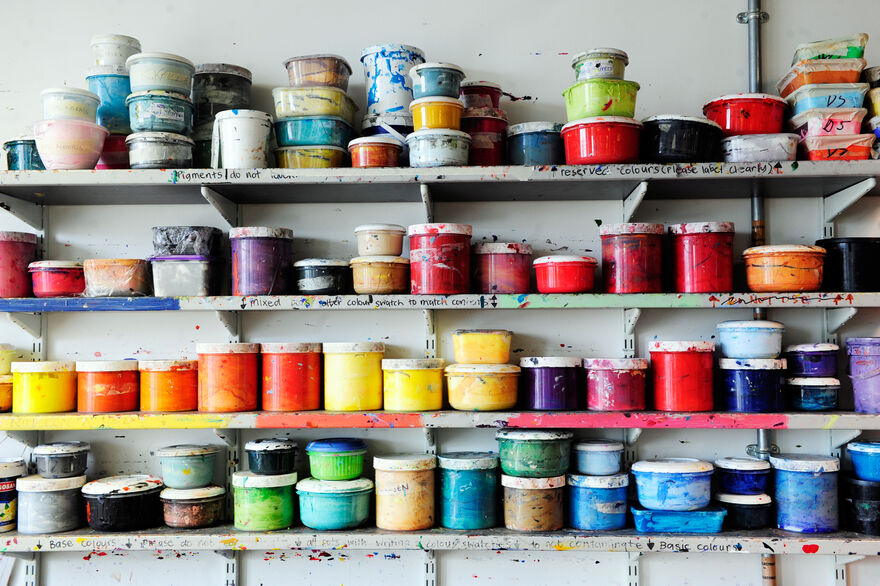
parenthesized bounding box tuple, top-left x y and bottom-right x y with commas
(584, 358, 647, 411)
(0, 232, 37, 298)
(848, 338, 880, 413)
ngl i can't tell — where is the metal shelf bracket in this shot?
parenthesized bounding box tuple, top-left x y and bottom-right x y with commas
(624, 429, 641, 466)
(216, 311, 239, 340)
(420, 184, 434, 223)
(424, 428, 437, 456)
(824, 307, 857, 343)
(823, 178, 876, 237)
(831, 429, 862, 458)
(623, 182, 648, 222)
(200, 186, 238, 228)
(5, 312, 42, 339)
(5, 430, 40, 448)
(835, 554, 865, 586)
(627, 552, 641, 586)
(5, 550, 39, 586)
(424, 309, 437, 359)
(736, 9, 769, 23)
(214, 549, 239, 586)
(746, 443, 779, 459)
(623, 308, 641, 358)
(424, 549, 436, 586)
(0, 192, 43, 231)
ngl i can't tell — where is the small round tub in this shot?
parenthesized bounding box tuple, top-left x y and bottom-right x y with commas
(323, 342, 384, 411)
(600, 222, 664, 293)
(306, 438, 367, 481)
(272, 86, 357, 124)
(785, 343, 839, 377)
(461, 107, 508, 165)
(408, 222, 472, 293)
(571, 48, 629, 80)
(97, 134, 129, 169)
(721, 133, 798, 162)
(770, 454, 839, 533)
(848, 441, 880, 482)
(274, 116, 353, 148)
(410, 62, 466, 99)
(40, 88, 100, 122)
(507, 122, 564, 165)
(12, 361, 76, 413)
(382, 358, 446, 412)
(473, 242, 532, 293)
(714, 457, 771, 495)
(409, 96, 465, 131)
(91, 34, 141, 66)
(703, 93, 787, 136)
(716, 493, 773, 530)
(87, 66, 132, 133)
(155, 444, 219, 489)
(669, 221, 735, 293)
(584, 358, 648, 411)
(283, 54, 352, 91)
(562, 79, 640, 120)
(720, 358, 786, 413)
(192, 63, 252, 125)
(374, 454, 436, 531)
(261, 342, 322, 412)
(349, 136, 402, 168)
(294, 258, 351, 294)
(649, 341, 715, 411)
(29, 261, 85, 298)
(785, 377, 840, 411)
(743, 245, 826, 292)
(276, 146, 347, 168)
(126, 132, 193, 169)
(567, 473, 628, 530)
(76, 360, 139, 413)
(816, 237, 880, 292)
(126, 90, 193, 135)
(438, 452, 498, 530)
(297, 477, 373, 530)
(847, 337, 880, 414)
(139, 359, 198, 412)
(17, 475, 86, 534)
(350, 256, 409, 293)
(160, 486, 225, 528)
(716, 320, 784, 359)
(496, 430, 573, 478)
(33, 441, 89, 479)
(232, 471, 297, 531)
(230, 227, 293, 296)
(534, 255, 598, 293)
(502, 474, 565, 531)
(126, 52, 195, 94)
(82, 474, 164, 531)
(632, 458, 713, 511)
(573, 439, 623, 476)
(245, 438, 297, 476)
(33, 119, 108, 170)
(519, 356, 582, 411)
(445, 364, 520, 411)
(355, 224, 405, 256)
(641, 115, 722, 163)
(460, 81, 503, 109)
(452, 329, 511, 364)
(3, 137, 44, 170)
(406, 129, 471, 167)
(561, 117, 642, 164)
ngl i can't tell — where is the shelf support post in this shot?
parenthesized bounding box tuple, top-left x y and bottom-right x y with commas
(0, 192, 43, 232)
(623, 308, 640, 358)
(214, 429, 240, 521)
(214, 550, 239, 586)
(623, 429, 641, 467)
(834, 555, 864, 586)
(424, 549, 436, 586)
(824, 307, 857, 344)
(626, 552, 641, 586)
(200, 186, 239, 228)
(622, 182, 647, 222)
(822, 178, 875, 238)
(420, 184, 434, 223)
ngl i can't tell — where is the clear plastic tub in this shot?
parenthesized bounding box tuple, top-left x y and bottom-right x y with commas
(283, 54, 352, 91)
(784, 83, 869, 117)
(150, 255, 215, 296)
(83, 258, 151, 296)
(721, 134, 798, 162)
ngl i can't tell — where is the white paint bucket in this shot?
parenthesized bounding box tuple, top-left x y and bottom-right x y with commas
(91, 34, 141, 66)
(360, 44, 425, 117)
(211, 110, 273, 169)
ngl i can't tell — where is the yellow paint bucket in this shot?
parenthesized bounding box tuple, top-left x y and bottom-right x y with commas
(324, 342, 385, 411)
(0, 375, 11, 412)
(12, 361, 76, 413)
(452, 329, 512, 364)
(445, 364, 520, 411)
(409, 97, 464, 131)
(382, 358, 446, 411)
(0, 344, 17, 375)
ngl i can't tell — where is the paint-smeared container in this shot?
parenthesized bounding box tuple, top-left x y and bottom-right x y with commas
(518, 356, 582, 411)
(438, 452, 498, 530)
(297, 477, 373, 530)
(502, 474, 565, 531)
(445, 364, 520, 411)
(816, 237, 880, 292)
(792, 33, 868, 62)
(211, 109, 273, 169)
(91, 34, 141, 66)
(406, 128, 471, 167)
(778, 58, 866, 98)
(669, 222, 735, 293)
(641, 115, 722, 163)
(272, 85, 358, 123)
(632, 458, 713, 511)
(461, 107, 508, 165)
(789, 107, 867, 139)
(0, 376, 10, 413)
(284, 54, 351, 90)
(261, 342, 322, 412)
(33, 441, 89, 479)
(16, 474, 85, 534)
(408, 223, 472, 294)
(496, 430, 573, 478)
(716, 320, 784, 359)
(40, 87, 99, 122)
(567, 473, 628, 530)
(306, 438, 367, 481)
(562, 79, 640, 121)
(631, 503, 726, 533)
(584, 358, 648, 411)
(847, 338, 880, 413)
(82, 474, 164, 531)
(507, 122, 564, 165)
(472, 242, 532, 293)
(770, 454, 839, 533)
(361, 44, 425, 116)
(600, 223, 663, 293)
(138, 360, 198, 412)
(29, 261, 85, 298)
(151, 255, 215, 296)
(76, 359, 139, 413)
(245, 438, 297, 476)
(785, 83, 869, 117)
(361, 112, 414, 137)
(847, 442, 880, 482)
(126, 52, 195, 94)
(33, 119, 108, 170)
(12, 361, 76, 413)
(0, 347, 15, 377)
(650, 341, 714, 411)
(126, 132, 193, 169)
(868, 66, 880, 88)
(83, 258, 150, 296)
(0, 231, 35, 298)
(87, 66, 131, 133)
(719, 358, 786, 413)
(155, 444, 219, 489)
(410, 62, 466, 99)
(355, 224, 406, 256)
(786, 377, 840, 411)
(160, 485, 225, 528)
(743, 245, 825, 292)
(232, 471, 297, 531)
(452, 329, 511, 364)
(197, 342, 260, 412)
(3, 137, 44, 170)
(802, 134, 875, 161)
(152, 226, 221, 256)
(96, 133, 129, 169)
(293, 258, 351, 294)
(126, 91, 194, 135)
(720, 133, 798, 162)
(275, 116, 353, 148)
(785, 343, 838, 377)
(276, 145, 347, 168)
(409, 96, 465, 131)
(561, 117, 641, 164)
(382, 358, 445, 412)
(843, 490, 880, 535)
(702, 93, 786, 136)
(230, 227, 293, 296)
(460, 81, 503, 109)
(374, 454, 436, 531)
(533, 255, 598, 293)
(574, 440, 624, 475)
(323, 342, 385, 411)
(0, 458, 26, 532)
(349, 136, 403, 168)
(571, 48, 629, 81)
(192, 63, 252, 125)
(714, 457, 771, 495)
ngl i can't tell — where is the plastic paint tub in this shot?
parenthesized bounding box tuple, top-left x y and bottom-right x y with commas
(631, 503, 726, 533)
(507, 122, 564, 165)
(83, 258, 150, 296)
(294, 258, 351, 294)
(0, 232, 36, 298)
(16, 475, 86, 534)
(715, 493, 773, 530)
(789, 107, 867, 139)
(584, 357, 648, 411)
(720, 133, 798, 162)
(230, 226, 293, 296)
(361, 44, 425, 116)
(460, 81, 503, 109)
(719, 358, 786, 413)
(866, 66, 880, 88)
(743, 245, 825, 292)
(126, 52, 195, 94)
(409, 96, 464, 131)
(96, 133, 129, 169)
(350, 256, 409, 293)
(150, 255, 214, 296)
(91, 34, 141, 66)
(374, 454, 436, 531)
(192, 63, 252, 125)
(669, 222, 734, 293)
(599, 223, 664, 293)
(12, 361, 76, 413)
(574, 439, 624, 475)
(40, 88, 100, 122)
(76, 360, 139, 413)
(82, 474, 164, 531)
(461, 107, 508, 165)
(562, 79, 640, 121)
(408, 223, 472, 294)
(452, 329, 511, 364)
(261, 342, 322, 412)
(519, 357, 582, 411)
(641, 115, 722, 163)
(196, 343, 260, 412)
(153, 226, 221, 256)
(502, 474, 565, 531)
(232, 471, 297, 531)
(847, 442, 880, 482)
(355, 224, 405, 256)
(126, 132, 193, 169)
(275, 116, 352, 148)
(349, 136, 402, 168)
(297, 477, 372, 530)
(211, 109, 273, 169)
(649, 341, 714, 412)
(33, 441, 89, 479)
(533, 255, 598, 293)
(306, 438, 367, 481)
(245, 438, 297, 476)
(716, 320, 784, 359)
(567, 473, 628, 530)
(792, 34, 868, 63)
(361, 112, 414, 137)
(272, 86, 357, 124)
(87, 66, 132, 133)
(0, 376, 10, 412)
(438, 452, 498, 530)
(406, 128, 471, 167)
(770, 454, 839, 533)
(785, 83, 869, 117)
(801, 134, 875, 161)
(284, 54, 351, 90)
(714, 457, 771, 495)
(817, 237, 880, 292)
(778, 58, 866, 98)
(155, 445, 219, 489)
(323, 342, 385, 411)
(847, 338, 880, 413)
(410, 62, 466, 99)
(571, 48, 629, 81)
(785, 343, 838, 377)
(3, 138, 44, 170)
(472, 242, 532, 293)
(138, 360, 198, 412)
(496, 430, 573, 478)
(785, 377, 840, 411)
(561, 116, 641, 164)
(445, 364, 520, 411)
(276, 145, 347, 168)
(0, 346, 15, 376)
(29, 261, 84, 298)
(160, 485, 225, 528)
(382, 358, 445, 412)
(33, 119, 108, 169)
(0, 459, 26, 532)
(870, 89, 880, 117)
(702, 93, 786, 136)
(632, 458, 713, 511)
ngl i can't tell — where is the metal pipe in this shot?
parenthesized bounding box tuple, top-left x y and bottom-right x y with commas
(748, 0, 762, 91)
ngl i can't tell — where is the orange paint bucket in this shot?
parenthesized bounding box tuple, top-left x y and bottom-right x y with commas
(743, 245, 825, 292)
(139, 360, 198, 412)
(261, 343, 322, 412)
(76, 360, 139, 413)
(197, 343, 260, 412)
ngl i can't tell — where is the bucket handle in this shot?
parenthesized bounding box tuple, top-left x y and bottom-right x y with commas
(210, 119, 222, 169)
(378, 122, 407, 145)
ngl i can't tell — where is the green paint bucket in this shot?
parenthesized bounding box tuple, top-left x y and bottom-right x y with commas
(496, 430, 574, 477)
(306, 438, 368, 481)
(232, 471, 297, 531)
(562, 79, 640, 121)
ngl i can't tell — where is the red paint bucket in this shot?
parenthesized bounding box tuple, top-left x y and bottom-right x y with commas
(0, 232, 37, 298)
(533, 255, 598, 293)
(801, 134, 875, 161)
(28, 261, 85, 298)
(669, 222, 735, 293)
(561, 117, 641, 165)
(96, 134, 129, 169)
(261, 343, 322, 411)
(650, 341, 715, 412)
(599, 223, 664, 293)
(584, 358, 647, 411)
(472, 242, 532, 294)
(702, 93, 786, 137)
(460, 81, 503, 109)
(76, 361, 140, 413)
(408, 223, 472, 294)
(461, 107, 508, 165)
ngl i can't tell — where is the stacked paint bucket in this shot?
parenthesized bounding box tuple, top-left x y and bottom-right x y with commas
(459, 81, 508, 165)
(233, 438, 298, 531)
(631, 458, 723, 532)
(703, 90, 790, 162)
(716, 320, 788, 413)
(445, 329, 520, 411)
(297, 438, 374, 530)
(712, 457, 773, 531)
(770, 453, 840, 534)
(847, 337, 880, 413)
(844, 439, 880, 535)
(783, 342, 841, 412)
(567, 440, 629, 531)
(273, 55, 355, 169)
(191, 64, 253, 167)
(155, 444, 225, 529)
(87, 34, 139, 169)
(15, 441, 88, 535)
(561, 48, 641, 165)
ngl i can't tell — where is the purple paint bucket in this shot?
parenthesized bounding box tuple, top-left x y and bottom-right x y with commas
(847, 338, 880, 414)
(518, 357, 583, 410)
(785, 343, 839, 377)
(229, 227, 293, 296)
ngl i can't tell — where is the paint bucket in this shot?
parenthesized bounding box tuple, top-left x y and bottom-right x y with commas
(567, 473, 628, 530)
(40, 88, 100, 122)
(297, 477, 373, 530)
(192, 123, 212, 167)
(639, 115, 722, 163)
(770, 454, 839, 533)
(562, 79, 640, 121)
(631, 458, 713, 511)
(584, 358, 648, 411)
(452, 329, 511, 364)
(792, 33, 868, 63)
(789, 107, 867, 140)
(284, 54, 352, 91)
(715, 493, 772, 530)
(573, 440, 624, 475)
(669, 222, 734, 293)
(323, 342, 385, 411)
(3, 137, 44, 170)
(649, 341, 714, 411)
(90, 34, 141, 66)
(461, 106, 508, 166)
(374, 454, 436, 531)
(82, 474, 164, 531)
(96, 134, 129, 169)
(816, 238, 880, 292)
(275, 116, 353, 148)
(126, 132, 194, 169)
(82, 258, 151, 297)
(361, 112, 414, 137)
(743, 245, 825, 292)
(0, 459, 26, 532)
(360, 44, 426, 116)
(460, 81, 503, 109)
(720, 133, 798, 162)
(847, 338, 880, 413)
(211, 109, 273, 169)
(276, 146, 348, 168)
(0, 376, 10, 412)
(866, 66, 880, 88)
(127, 88, 197, 135)
(506, 122, 564, 165)
(196, 343, 260, 412)
(785, 343, 838, 377)
(784, 83, 869, 117)
(150, 255, 215, 296)
(126, 52, 195, 95)
(33, 119, 108, 170)
(232, 471, 297, 531)
(561, 117, 642, 164)
(719, 358, 786, 413)
(261, 343, 322, 412)
(778, 58, 866, 98)
(801, 134, 875, 161)
(786, 377, 840, 411)
(76, 360, 139, 413)
(472, 242, 532, 293)
(381, 358, 445, 411)
(12, 361, 76, 413)
(153, 226, 222, 256)
(0, 232, 36, 298)
(355, 224, 406, 256)
(496, 430, 573, 478)
(408, 223, 472, 293)
(16, 475, 85, 534)
(632, 503, 726, 533)
(438, 452, 498, 530)
(409, 96, 465, 131)
(533, 255, 598, 293)
(348, 136, 403, 168)
(599, 223, 664, 293)
(293, 258, 351, 294)
(306, 438, 367, 481)
(138, 360, 198, 412)
(87, 66, 131, 133)
(155, 445, 219, 489)
(230, 227, 293, 296)
(445, 364, 520, 411)
(160, 485, 225, 528)
(192, 63, 252, 126)
(406, 128, 471, 167)
(702, 93, 787, 136)
(502, 475, 565, 531)
(410, 62, 466, 99)
(714, 457, 771, 495)
(571, 48, 629, 81)
(847, 442, 880, 482)
(716, 320, 784, 359)
(519, 357, 582, 411)
(245, 438, 297, 475)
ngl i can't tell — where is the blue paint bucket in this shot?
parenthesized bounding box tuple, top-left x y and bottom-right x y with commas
(785, 377, 840, 411)
(126, 90, 194, 135)
(410, 62, 466, 100)
(631, 503, 726, 533)
(274, 116, 353, 148)
(719, 358, 786, 412)
(438, 452, 498, 530)
(87, 66, 132, 134)
(785, 343, 838, 377)
(785, 83, 869, 117)
(770, 453, 839, 533)
(848, 442, 880, 482)
(716, 320, 784, 359)
(3, 138, 45, 170)
(507, 122, 564, 165)
(296, 477, 373, 530)
(573, 440, 623, 475)
(714, 457, 771, 495)
(631, 458, 713, 511)
(567, 473, 628, 530)
(714, 493, 772, 530)
(155, 444, 220, 489)
(360, 44, 425, 116)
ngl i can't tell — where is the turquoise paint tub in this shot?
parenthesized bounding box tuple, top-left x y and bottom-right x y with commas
(562, 78, 639, 121)
(87, 66, 132, 134)
(410, 62, 466, 99)
(631, 503, 726, 533)
(155, 444, 219, 489)
(439, 452, 498, 530)
(126, 90, 194, 135)
(785, 83, 869, 117)
(296, 477, 373, 530)
(274, 116, 353, 147)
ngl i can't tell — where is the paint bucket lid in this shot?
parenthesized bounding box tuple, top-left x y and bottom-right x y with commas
(126, 132, 195, 146)
(160, 485, 226, 501)
(409, 96, 464, 108)
(785, 343, 839, 353)
(373, 454, 436, 471)
(789, 107, 867, 128)
(214, 109, 273, 123)
(0, 374, 13, 385)
(786, 377, 841, 387)
(648, 341, 714, 353)
(847, 338, 880, 355)
(305, 438, 367, 453)
(561, 116, 643, 134)
(155, 444, 221, 457)
(769, 453, 840, 472)
(717, 320, 784, 331)
(229, 227, 293, 240)
(244, 438, 297, 452)
(91, 33, 141, 47)
(445, 364, 520, 375)
(472, 242, 533, 255)
(496, 430, 573, 441)
(574, 439, 624, 452)
(597, 222, 664, 236)
(453, 329, 511, 336)
(17, 474, 86, 492)
(437, 452, 499, 470)
(410, 62, 465, 77)
(715, 492, 772, 505)
(533, 255, 598, 266)
(567, 473, 629, 488)
(75, 360, 139, 372)
(381, 358, 446, 370)
(0, 231, 37, 244)
(40, 87, 100, 103)
(631, 458, 714, 474)
(461, 80, 501, 90)
(668, 221, 735, 235)
(323, 342, 385, 353)
(350, 256, 409, 265)
(260, 342, 322, 354)
(360, 44, 425, 60)
(405, 128, 472, 144)
(86, 65, 129, 77)
(354, 224, 406, 234)
(703, 93, 787, 108)
(232, 471, 297, 488)
(293, 258, 349, 267)
(847, 441, 880, 454)
(82, 474, 164, 497)
(519, 357, 583, 368)
(742, 244, 825, 256)
(506, 121, 563, 136)
(283, 54, 351, 73)
(407, 223, 472, 237)
(296, 477, 373, 494)
(11, 361, 74, 373)
(641, 115, 722, 130)
(501, 474, 565, 489)
(149, 255, 213, 263)
(718, 358, 787, 370)
(348, 136, 403, 149)
(2, 137, 36, 147)
(126, 90, 193, 104)
(0, 458, 25, 477)
(570, 48, 630, 66)
(583, 358, 649, 370)
(196, 343, 260, 354)
(29, 260, 83, 270)
(33, 441, 90, 456)
(126, 52, 195, 69)
(714, 457, 771, 471)
(461, 107, 508, 121)
(194, 63, 253, 81)
(137, 359, 198, 371)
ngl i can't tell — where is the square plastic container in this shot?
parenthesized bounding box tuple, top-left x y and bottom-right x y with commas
(800, 134, 876, 161)
(631, 504, 726, 533)
(788, 108, 867, 140)
(784, 83, 869, 117)
(777, 59, 866, 98)
(150, 255, 215, 296)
